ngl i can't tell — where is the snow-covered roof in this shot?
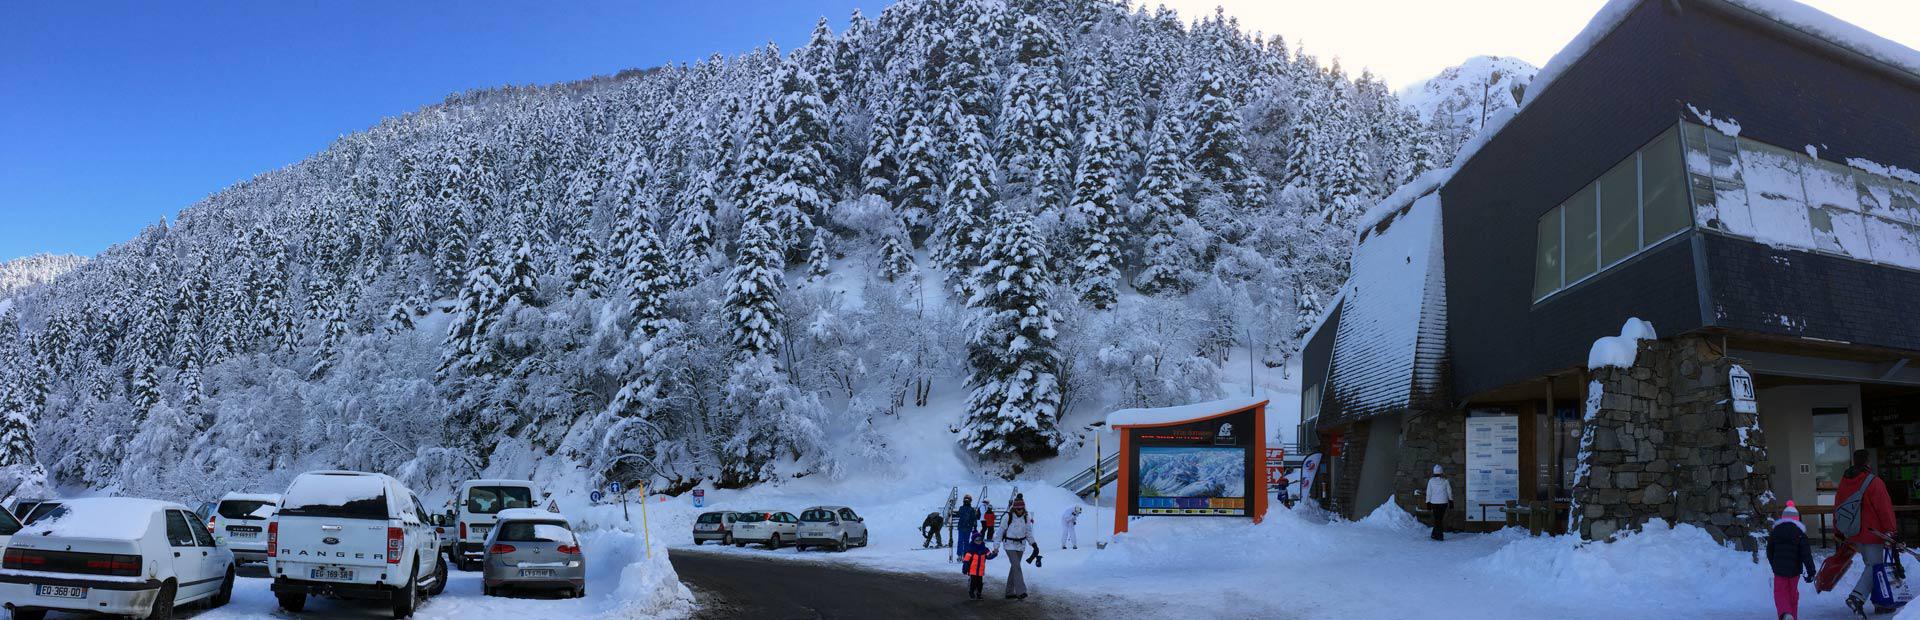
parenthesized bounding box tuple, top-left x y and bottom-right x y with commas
(496, 507, 566, 523)
(1357, 0, 1920, 236)
(1326, 193, 1449, 422)
(19, 497, 178, 540)
(1106, 397, 1266, 428)
(283, 472, 387, 509)
(220, 492, 282, 503)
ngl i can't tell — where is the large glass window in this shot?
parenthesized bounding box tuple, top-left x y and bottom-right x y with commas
(1533, 127, 1697, 301)
(1600, 158, 1640, 265)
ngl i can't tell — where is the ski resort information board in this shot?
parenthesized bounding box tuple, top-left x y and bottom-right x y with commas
(1124, 407, 1258, 517)
(1464, 416, 1521, 522)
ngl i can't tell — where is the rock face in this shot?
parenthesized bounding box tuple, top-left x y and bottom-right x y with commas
(1391, 406, 1466, 529)
(1572, 336, 1773, 547)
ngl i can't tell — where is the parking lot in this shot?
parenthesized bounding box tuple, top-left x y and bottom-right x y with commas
(158, 556, 630, 620)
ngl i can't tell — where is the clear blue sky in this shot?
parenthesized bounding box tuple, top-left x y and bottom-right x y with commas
(0, 1, 870, 261)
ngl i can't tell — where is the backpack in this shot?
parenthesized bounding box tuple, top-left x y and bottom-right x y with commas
(1837, 473, 1876, 539)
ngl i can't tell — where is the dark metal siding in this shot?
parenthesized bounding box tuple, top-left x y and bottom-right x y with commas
(1703, 233, 1920, 352)
(1301, 299, 1342, 424)
(1441, 0, 1706, 399)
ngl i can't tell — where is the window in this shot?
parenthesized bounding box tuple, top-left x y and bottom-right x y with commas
(800, 509, 837, 522)
(165, 510, 199, 547)
(186, 513, 216, 547)
(497, 521, 575, 543)
(465, 486, 535, 514)
(1681, 121, 1920, 270)
(0, 509, 20, 536)
(217, 500, 276, 520)
(1534, 127, 1697, 301)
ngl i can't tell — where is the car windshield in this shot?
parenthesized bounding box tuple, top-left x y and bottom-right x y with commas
(497, 521, 575, 543)
(734, 512, 768, 523)
(217, 500, 276, 520)
(0, 509, 18, 536)
(696, 513, 728, 524)
(279, 475, 389, 519)
(799, 510, 837, 522)
(465, 486, 534, 514)
(22, 502, 62, 525)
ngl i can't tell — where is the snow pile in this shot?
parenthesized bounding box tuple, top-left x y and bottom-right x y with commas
(1687, 104, 1742, 137)
(1472, 520, 1764, 613)
(1105, 396, 1264, 427)
(1588, 318, 1657, 369)
(1355, 497, 1423, 533)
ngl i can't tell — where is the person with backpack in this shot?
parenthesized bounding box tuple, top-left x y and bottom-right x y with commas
(921, 511, 945, 548)
(1425, 464, 1453, 541)
(1768, 501, 1818, 620)
(1836, 449, 1898, 616)
(958, 531, 993, 600)
(954, 495, 979, 551)
(1001, 494, 1037, 599)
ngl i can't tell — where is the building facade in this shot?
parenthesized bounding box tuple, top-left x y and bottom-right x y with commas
(1302, 0, 1920, 544)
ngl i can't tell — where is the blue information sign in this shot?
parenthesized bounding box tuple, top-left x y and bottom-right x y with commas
(590, 490, 604, 503)
(608, 481, 622, 495)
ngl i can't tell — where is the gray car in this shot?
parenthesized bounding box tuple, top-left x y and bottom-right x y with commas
(795, 505, 869, 552)
(481, 508, 585, 598)
(692, 511, 738, 545)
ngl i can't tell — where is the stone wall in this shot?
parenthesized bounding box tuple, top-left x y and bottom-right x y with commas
(1392, 407, 1467, 529)
(1329, 421, 1370, 519)
(1572, 335, 1773, 546)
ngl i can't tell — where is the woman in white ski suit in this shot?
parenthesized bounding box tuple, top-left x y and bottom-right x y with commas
(1060, 506, 1081, 549)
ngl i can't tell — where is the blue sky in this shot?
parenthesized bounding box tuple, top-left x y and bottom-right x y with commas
(0, 1, 869, 261)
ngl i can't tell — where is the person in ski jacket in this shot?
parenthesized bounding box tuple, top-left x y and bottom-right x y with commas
(921, 511, 945, 548)
(1767, 502, 1817, 620)
(1837, 449, 1898, 614)
(954, 496, 979, 546)
(1000, 495, 1036, 599)
(1060, 506, 1081, 549)
(959, 531, 992, 600)
(1276, 470, 1292, 509)
(982, 500, 998, 541)
(1425, 464, 1453, 541)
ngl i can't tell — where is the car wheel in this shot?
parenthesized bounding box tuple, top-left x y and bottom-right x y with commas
(769, 534, 782, 549)
(210, 566, 235, 608)
(391, 563, 418, 619)
(10, 609, 46, 620)
(694, 538, 704, 546)
(147, 580, 176, 620)
(722, 533, 732, 546)
(837, 534, 848, 552)
(483, 585, 495, 597)
(429, 554, 449, 596)
(277, 591, 308, 613)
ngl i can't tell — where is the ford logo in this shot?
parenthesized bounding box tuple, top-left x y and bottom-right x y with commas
(322, 537, 340, 545)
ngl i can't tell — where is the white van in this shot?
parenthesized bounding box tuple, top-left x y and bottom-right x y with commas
(268, 471, 445, 618)
(0, 497, 235, 620)
(206, 492, 280, 564)
(450, 479, 539, 571)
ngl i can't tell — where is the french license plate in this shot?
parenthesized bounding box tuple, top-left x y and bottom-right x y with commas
(310, 566, 356, 581)
(36, 584, 86, 598)
(229, 530, 257, 539)
(519, 569, 555, 578)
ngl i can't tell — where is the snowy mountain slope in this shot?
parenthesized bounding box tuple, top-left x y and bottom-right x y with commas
(0, 253, 84, 300)
(1399, 55, 1538, 166)
(0, 0, 1478, 505)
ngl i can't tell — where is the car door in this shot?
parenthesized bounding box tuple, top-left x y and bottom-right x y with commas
(184, 510, 227, 594)
(839, 508, 866, 542)
(409, 493, 434, 579)
(164, 510, 213, 600)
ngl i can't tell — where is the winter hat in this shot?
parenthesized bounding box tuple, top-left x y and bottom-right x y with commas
(1782, 501, 1801, 522)
(1010, 495, 1027, 514)
(1433, 464, 1444, 475)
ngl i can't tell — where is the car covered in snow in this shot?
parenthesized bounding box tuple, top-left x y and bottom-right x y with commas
(481, 508, 584, 598)
(729, 511, 798, 549)
(267, 471, 446, 618)
(691, 511, 739, 546)
(0, 497, 236, 620)
(9, 501, 57, 526)
(795, 506, 869, 552)
(206, 492, 279, 564)
(451, 479, 540, 571)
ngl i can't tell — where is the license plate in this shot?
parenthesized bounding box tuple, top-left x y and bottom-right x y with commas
(229, 531, 257, 539)
(36, 584, 86, 599)
(310, 567, 355, 581)
(519, 569, 555, 578)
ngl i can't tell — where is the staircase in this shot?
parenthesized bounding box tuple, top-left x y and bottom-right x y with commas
(1060, 452, 1121, 498)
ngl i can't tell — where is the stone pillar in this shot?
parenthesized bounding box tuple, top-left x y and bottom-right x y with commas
(1393, 406, 1467, 528)
(1571, 335, 1773, 546)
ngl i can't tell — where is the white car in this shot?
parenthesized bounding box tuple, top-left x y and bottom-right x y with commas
(795, 505, 870, 552)
(206, 493, 280, 564)
(0, 497, 235, 620)
(730, 511, 799, 549)
(451, 479, 539, 571)
(268, 471, 446, 618)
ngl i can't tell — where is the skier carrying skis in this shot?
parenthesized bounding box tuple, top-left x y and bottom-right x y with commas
(954, 495, 980, 549)
(921, 511, 945, 548)
(1767, 501, 1817, 620)
(959, 531, 993, 600)
(1060, 506, 1081, 550)
(1837, 449, 1898, 615)
(1425, 464, 1453, 541)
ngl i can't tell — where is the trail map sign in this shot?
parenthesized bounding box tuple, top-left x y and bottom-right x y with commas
(1107, 398, 1269, 533)
(1465, 416, 1520, 522)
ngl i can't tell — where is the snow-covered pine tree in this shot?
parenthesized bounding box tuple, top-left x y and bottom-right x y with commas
(1068, 109, 1125, 309)
(961, 206, 1064, 465)
(441, 234, 506, 377)
(933, 113, 995, 291)
(618, 218, 676, 341)
(762, 60, 836, 255)
(998, 15, 1071, 214)
(1133, 114, 1203, 295)
(723, 222, 785, 357)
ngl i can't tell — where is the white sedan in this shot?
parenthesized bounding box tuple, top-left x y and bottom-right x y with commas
(729, 511, 799, 549)
(0, 497, 236, 620)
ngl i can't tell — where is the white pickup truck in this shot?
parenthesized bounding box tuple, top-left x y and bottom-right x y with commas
(267, 471, 446, 618)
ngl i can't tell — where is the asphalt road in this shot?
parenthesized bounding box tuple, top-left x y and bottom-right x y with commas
(669, 550, 1091, 620)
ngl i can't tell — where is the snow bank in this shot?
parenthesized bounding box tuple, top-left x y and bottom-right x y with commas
(569, 510, 694, 619)
(1105, 396, 1264, 427)
(1472, 520, 1765, 612)
(1355, 497, 1422, 533)
(1587, 318, 1657, 369)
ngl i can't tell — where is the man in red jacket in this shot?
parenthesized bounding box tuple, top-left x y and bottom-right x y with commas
(1836, 449, 1898, 615)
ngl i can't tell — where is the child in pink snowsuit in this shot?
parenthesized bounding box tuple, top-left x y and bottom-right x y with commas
(1765, 502, 1816, 620)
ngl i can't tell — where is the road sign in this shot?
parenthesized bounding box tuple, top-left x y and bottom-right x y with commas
(1730, 365, 1757, 414)
(590, 490, 604, 503)
(547, 499, 561, 513)
(692, 489, 706, 508)
(608, 481, 623, 495)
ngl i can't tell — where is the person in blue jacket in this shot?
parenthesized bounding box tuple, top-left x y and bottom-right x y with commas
(954, 495, 980, 549)
(959, 531, 993, 600)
